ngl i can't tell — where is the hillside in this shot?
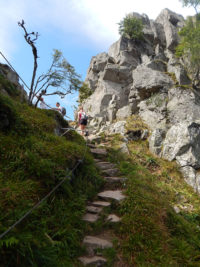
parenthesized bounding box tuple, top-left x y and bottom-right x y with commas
(0, 72, 103, 267)
(104, 133, 200, 266)
(2, 8, 200, 267)
(1, 63, 200, 267)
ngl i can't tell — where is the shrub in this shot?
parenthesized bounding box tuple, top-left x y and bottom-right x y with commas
(118, 15, 144, 40)
(78, 82, 92, 103)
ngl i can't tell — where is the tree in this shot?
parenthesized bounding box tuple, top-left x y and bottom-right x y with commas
(179, 0, 200, 14)
(118, 15, 143, 40)
(78, 82, 92, 103)
(176, 3, 200, 87)
(18, 20, 82, 106)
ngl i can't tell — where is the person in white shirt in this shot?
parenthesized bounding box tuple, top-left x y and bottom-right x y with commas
(39, 97, 47, 109)
(55, 102, 62, 114)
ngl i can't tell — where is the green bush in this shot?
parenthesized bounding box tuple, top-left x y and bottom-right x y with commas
(78, 82, 92, 103)
(118, 15, 144, 40)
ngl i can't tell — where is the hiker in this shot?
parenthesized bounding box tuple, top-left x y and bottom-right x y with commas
(55, 102, 62, 113)
(55, 102, 66, 117)
(39, 97, 47, 109)
(78, 107, 88, 136)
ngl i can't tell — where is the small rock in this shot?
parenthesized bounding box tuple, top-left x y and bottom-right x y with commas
(102, 168, 119, 176)
(98, 190, 125, 201)
(92, 201, 111, 207)
(96, 162, 116, 170)
(83, 236, 113, 255)
(119, 143, 130, 154)
(94, 158, 102, 163)
(86, 206, 103, 214)
(90, 148, 107, 156)
(141, 129, 149, 140)
(87, 143, 96, 148)
(88, 135, 102, 143)
(173, 205, 180, 214)
(82, 213, 99, 223)
(78, 256, 107, 266)
(107, 214, 121, 222)
(104, 177, 127, 184)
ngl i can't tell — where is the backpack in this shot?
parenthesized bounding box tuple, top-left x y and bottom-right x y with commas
(81, 112, 88, 120)
(61, 107, 66, 116)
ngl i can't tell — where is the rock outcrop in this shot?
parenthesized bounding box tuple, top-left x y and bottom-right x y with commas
(0, 63, 27, 99)
(81, 9, 200, 193)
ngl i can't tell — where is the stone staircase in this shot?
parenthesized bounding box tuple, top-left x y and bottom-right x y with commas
(78, 145, 127, 266)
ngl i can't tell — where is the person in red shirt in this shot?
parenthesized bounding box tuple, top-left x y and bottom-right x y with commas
(78, 107, 87, 136)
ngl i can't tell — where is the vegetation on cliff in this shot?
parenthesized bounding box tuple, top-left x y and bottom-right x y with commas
(118, 14, 144, 40)
(176, 0, 200, 87)
(0, 74, 103, 266)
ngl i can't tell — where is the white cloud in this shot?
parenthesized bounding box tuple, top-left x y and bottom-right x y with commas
(0, 0, 26, 58)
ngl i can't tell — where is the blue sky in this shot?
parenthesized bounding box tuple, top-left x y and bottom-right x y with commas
(0, 0, 195, 119)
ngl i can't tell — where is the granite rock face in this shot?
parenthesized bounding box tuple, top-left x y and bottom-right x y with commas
(0, 63, 27, 98)
(81, 9, 200, 193)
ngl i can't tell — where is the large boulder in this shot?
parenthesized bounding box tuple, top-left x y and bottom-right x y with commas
(116, 105, 133, 120)
(149, 128, 166, 156)
(156, 9, 184, 50)
(166, 51, 191, 85)
(106, 121, 126, 135)
(162, 122, 200, 168)
(167, 87, 200, 126)
(180, 166, 197, 191)
(102, 64, 131, 84)
(138, 92, 168, 130)
(131, 66, 173, 100)
(108, 37, 141, 67)
(85, 53, 109, 91)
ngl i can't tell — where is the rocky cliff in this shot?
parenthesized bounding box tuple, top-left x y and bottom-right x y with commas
(82, 9, 200, 193)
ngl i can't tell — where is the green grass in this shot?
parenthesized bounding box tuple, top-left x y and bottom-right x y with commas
(0, 88, 103, 266)
(106, 137, 200, 266)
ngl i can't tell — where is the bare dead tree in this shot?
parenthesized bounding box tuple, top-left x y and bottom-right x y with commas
(18, 20, 39, 103)
(18, 20, 82, 107)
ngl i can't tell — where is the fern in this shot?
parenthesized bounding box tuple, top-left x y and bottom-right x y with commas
(0, 237, 19, 248)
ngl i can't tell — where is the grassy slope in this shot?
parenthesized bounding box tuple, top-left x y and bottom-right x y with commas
(105, 120, 200, 266)
(0, 76, 103, 267)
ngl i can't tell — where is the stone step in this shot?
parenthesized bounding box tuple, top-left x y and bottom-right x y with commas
(91, 201, 111, 207)
(102, 168, 119, 176)
(94, 158, 101, 163)
(86, 205, 103, 214)
(99, 143, 110, 147)
(90, 148, 107, 156)
(78, 256, 107, 266)
(87, 135, 101, 143)
(104, 177, 127, 184)
(83, 236, 113, 255)
(98, 190, 125, 202)
(82, 213, 99, 223)
(95, 162, 116, 170)
(106, 214, 121, 223)
(87, 143, 96, 148)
